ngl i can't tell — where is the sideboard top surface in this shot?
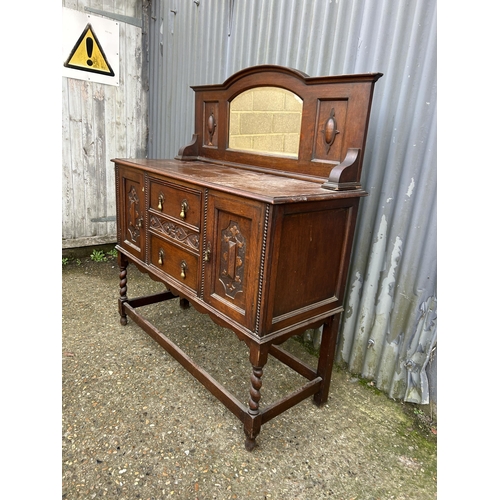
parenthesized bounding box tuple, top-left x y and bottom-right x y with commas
(112, 158, 367, 203)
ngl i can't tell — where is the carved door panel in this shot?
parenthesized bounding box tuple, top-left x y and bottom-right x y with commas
(203, 193, 264, 331)
(116, 166, 145, 260)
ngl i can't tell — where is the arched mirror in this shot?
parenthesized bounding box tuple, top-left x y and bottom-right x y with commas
(228, 87, 303, 158)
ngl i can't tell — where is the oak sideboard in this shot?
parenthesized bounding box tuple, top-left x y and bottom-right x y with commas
(114, 65, 382, 450)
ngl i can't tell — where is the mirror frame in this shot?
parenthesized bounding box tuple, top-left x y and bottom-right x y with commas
(176, 65, 382, 189)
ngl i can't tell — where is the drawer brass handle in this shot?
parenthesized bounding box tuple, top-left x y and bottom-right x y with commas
(158, 249, 164, 265)
(180, 260, 187, 279)
(180, 200, 189, 219)
(158, 193, 164, 210)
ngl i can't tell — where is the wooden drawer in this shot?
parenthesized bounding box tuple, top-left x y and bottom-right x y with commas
(150, 233, 199, 292)
(150, 179, 201, 229)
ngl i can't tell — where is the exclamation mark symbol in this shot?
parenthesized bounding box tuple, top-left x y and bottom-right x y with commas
(86, 36, 94, 66)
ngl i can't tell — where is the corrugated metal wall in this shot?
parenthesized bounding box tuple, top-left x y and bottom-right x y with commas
(62, 0, 149, 248)
(148, 0, 437, 406)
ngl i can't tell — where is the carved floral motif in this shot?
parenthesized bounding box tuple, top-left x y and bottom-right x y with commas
(150, 215, 200, 249)
(220, 221, 245, 298)
(127, 186, 141, 242)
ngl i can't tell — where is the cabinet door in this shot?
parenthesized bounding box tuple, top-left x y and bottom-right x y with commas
(116, 165, 145, 260)
(203, 193, 265, 331)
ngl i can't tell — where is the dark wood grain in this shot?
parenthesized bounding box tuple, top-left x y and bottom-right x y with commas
(113, 65, 381, 450)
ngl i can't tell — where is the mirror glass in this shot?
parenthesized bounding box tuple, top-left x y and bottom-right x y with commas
(229, 87, 302, 158)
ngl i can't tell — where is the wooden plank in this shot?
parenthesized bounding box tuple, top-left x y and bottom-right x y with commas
(104, 80, 118, 239)
(67, 78, 85, 239)
(62, 78, 74, 240)
(94, 83, 107, 237)
(62, 234, 116, 248)
(81, 79, 96, 238)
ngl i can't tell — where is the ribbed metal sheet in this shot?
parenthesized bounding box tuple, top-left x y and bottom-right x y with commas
(147, 0, 437, 405)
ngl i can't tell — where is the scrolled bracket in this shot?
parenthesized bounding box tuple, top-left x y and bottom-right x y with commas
(175, 133, 200, 160)
(321, 148, 362, 191)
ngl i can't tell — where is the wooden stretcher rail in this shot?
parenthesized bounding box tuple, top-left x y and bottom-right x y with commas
(122, 296, 326, 433)
(269, 344, 317, 381)
(261, 377, 323, 424)
(123, 301, 248, 422)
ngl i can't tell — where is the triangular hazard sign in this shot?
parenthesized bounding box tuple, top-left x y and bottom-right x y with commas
(64, 23, 115, 77)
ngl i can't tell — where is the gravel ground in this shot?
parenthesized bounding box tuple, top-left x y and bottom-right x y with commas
(62, 257, 437, 499)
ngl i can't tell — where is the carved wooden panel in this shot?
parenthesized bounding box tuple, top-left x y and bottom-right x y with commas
(313, 99, 348, 163)
(150, 214, 200, 250)
(219, 220, 246, 298)
(127, 185, 142, 243)
(203, 192, 264, 331)
(212, 211, 251, 312)
(117, 165, 145, 260)
(203, 101, 219, 148)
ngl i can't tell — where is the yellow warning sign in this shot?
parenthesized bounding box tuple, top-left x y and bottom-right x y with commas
(64, 24, 115, 77)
